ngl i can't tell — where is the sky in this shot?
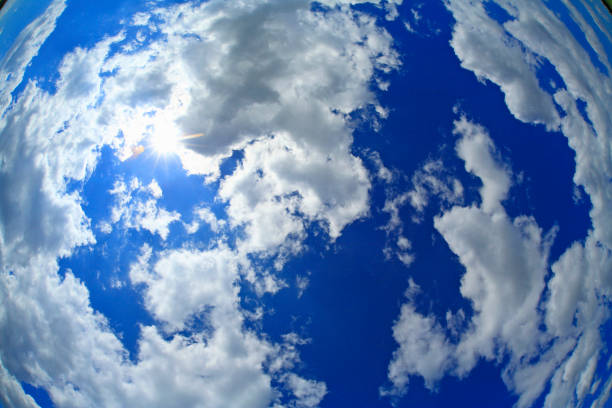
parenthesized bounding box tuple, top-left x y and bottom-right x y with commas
(0, 0, 611, 407)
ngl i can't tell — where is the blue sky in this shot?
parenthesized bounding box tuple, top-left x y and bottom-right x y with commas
(0, 0, 611, 407)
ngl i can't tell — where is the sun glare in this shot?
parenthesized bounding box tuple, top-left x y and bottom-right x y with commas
(124, 113, 204, 161)
(147, 118, 189, 157)
(151, 132, 181, 155)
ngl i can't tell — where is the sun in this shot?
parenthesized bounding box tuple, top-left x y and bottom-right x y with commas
(146, 118, 192, 157)
(150, 131, 205, 158)
(150, 132, 181, 155)
(123, 113, 205, 161)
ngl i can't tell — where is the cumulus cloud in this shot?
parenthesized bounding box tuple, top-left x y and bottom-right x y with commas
(449, 0, 612, 247)
(129, 245, 240, 332)
(127, 244, 328, 408)
(108, 178, 180, 240)
(452, 117, 509, 214)
(219, 132, 371, 256)
(101, 0, 398, 177)
(283, 373, 328, 408)
(0, 0, 399, 406)
(384, 117, 612, 408)
(383, 281, 453, 395)
(382, 0, 612, 405)
(0, 1, 105, 269)
(447, 0, 561, 130)
(439, 1, 612, 405)
(435, 203, 553, 377)
(0, 258, 130, 407)
(96, 0, 398, 257)
(383, 118, 550, 391)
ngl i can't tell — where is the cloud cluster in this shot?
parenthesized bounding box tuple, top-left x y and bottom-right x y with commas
(385, 1, 612, 405)
(448, 0, 561, 130)
(380, 157, 463, 267)
(98, 0, 399, 261)
(0, 0, 399, 406)
(385, 117, 612, 407)
(128, 244, 326, 408)
(445, 2, 612, 405)
(107, 178, 180, 240)
(448, 0, 612, 249)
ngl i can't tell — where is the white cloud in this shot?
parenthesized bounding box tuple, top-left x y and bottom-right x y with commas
(592, 373, 612, 408)
(0, 0, 400, 405)
(3, 0, 609, 406)
(99, 0, 399, 179)
(384, 302, 453, 394)
(579, 0, 612, 55)
(453, 117, 510, 214)
(130, 326, 274, 408)
(0, 359, 39, 408)
(129, 245, 240, 332)
(0, 0, 66, 113)
(435, 205, 552, 376)
(384, 117, 612, 407)
(406, 159, 463, 215)
(0, 258, 131, 407)
(367, 150, 394, 184)
(98, 220, 113, 234)
(126, 244, 276, 407)
(1, 243, 331, 408)
(296, 272, 310, 299)
(441, 175, 545, 369)
(382, 191, 410, 235)
(440, 1, 612, 405)
(94, 0, 398, 260)
(147, 180, 163, 199)
(396, 251, 414, 268)
(380, 190, 414, 267)
(447, 0, 561, 131)
(109, 178, 180, 240)
(0, 10, 132, 404)
(0, 2, 110, 269)
(538, 234, 612, 408)
(184, 205, 225, 234)
(128, 243, 331, 407)
(380, 157, 463, 268)
(384, 119, 552, 394)
(559, 0, 612, 75)
(283, 373, 327, 408)
(219, 132, 371, 256)
(448, 0, 612, 250)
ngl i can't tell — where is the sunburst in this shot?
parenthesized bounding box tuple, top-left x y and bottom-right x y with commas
(129, 133, 204, 160)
